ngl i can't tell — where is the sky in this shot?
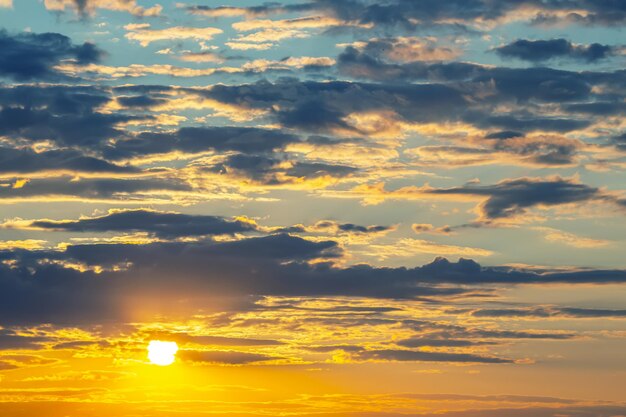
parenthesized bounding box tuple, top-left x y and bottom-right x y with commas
(0, 0, 625, 416)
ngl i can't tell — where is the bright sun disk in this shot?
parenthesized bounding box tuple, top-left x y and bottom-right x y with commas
(147, 340, 178, 366)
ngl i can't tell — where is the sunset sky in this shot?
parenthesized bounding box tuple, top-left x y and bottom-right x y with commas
(0, 1, 625, 416)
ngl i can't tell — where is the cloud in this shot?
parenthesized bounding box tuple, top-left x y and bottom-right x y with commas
(0, 84, 138, 147)
(143, 332, 284, 347)
(405, 134, 583, 168)
(313, 221, 393, 235)
(396, 338, 484, 348)
(0, 240, 47, 250)
(412, 224, 453, 235)
(225, 41, 273, 50)
(495, 39, 616, 63)
(315, 0, 626, 28)
(176, 51, 224, 63)
(44, 0, 162, 17)
(0, 30, 104, 81)
(124, 24, 222, 47)
(356, 349, 512, 364)
(428, 176, 625, 222)
(178, 350, 278, 365)
(2, 234, 626, 326)
(367, 238, 494, 259)
(199, 67, 617, 139)
(0, 176, 192, 203)
(471, 307, 626, 319)
(533, 227, 611, 248)
(0, 330, 50, 350)
(185, 4, 311, 18)
(22, 209, 257, 239)
(60, 56, 335, 79)
(346, 176, 626, 223)
(188, 0, 626, 31)
(0, 147, 136, 175)
(204, 78, 468, 135)
(201, 154, 357, 186)
(337, 47, 601, 104)
(342, 37, 462, 62)
(101, 126, 301, 162)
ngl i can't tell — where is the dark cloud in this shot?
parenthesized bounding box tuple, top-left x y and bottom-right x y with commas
(0, 106, 134, 147)
(0, 330, 50, 350)
(200, 67, 614, 139)
(495, 39, 615, 63)
(472, 307, 626, 318)
(564, 101, 626, 116)
(186, 3, 313, 17)
(204, 154, 357, 185)
(203, 79, 468, 134)
(188, 0, 626, 29)
(52, 341, 104, 350)
(426, 176, 625, 222)
(29, 209, 257, 239)
(103, 127, 301, 160)
(0, 147, 136, 174)
(610, 132, 626, 151)
(429, 405, 626, 417)
(318, 0, 626, 28)
(316, 221, 392, 234)
(0, 177, 191, 201)
(396, 338, 483, 348)
(337, 46, 480, 82)
(0, 85, 110, 114)
(306, 345, 365, 353)
(416, 256, 626, 285)
(338, 48, 596, 104)
(486, 131, 525, 139)
(0, 85, 138, 147)
(178, 350, 278, 365)
(115, 95, 168, 109)
(398, 322, 575, 342)
(356, 349, 512, 363)
(48, 0, 162, 18)
(2, 235, 626, 326)
(0, 30, 103, 81)
(466, 113, 590, 133)
(142, 331, 283, 346)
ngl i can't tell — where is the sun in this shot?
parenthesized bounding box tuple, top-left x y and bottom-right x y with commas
(147, 340, 178, 366)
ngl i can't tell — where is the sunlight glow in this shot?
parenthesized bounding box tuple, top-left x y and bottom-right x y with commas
(147, 340, 178, 366)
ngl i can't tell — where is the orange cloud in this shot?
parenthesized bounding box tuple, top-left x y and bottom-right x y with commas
(124, 24, 222, 47)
